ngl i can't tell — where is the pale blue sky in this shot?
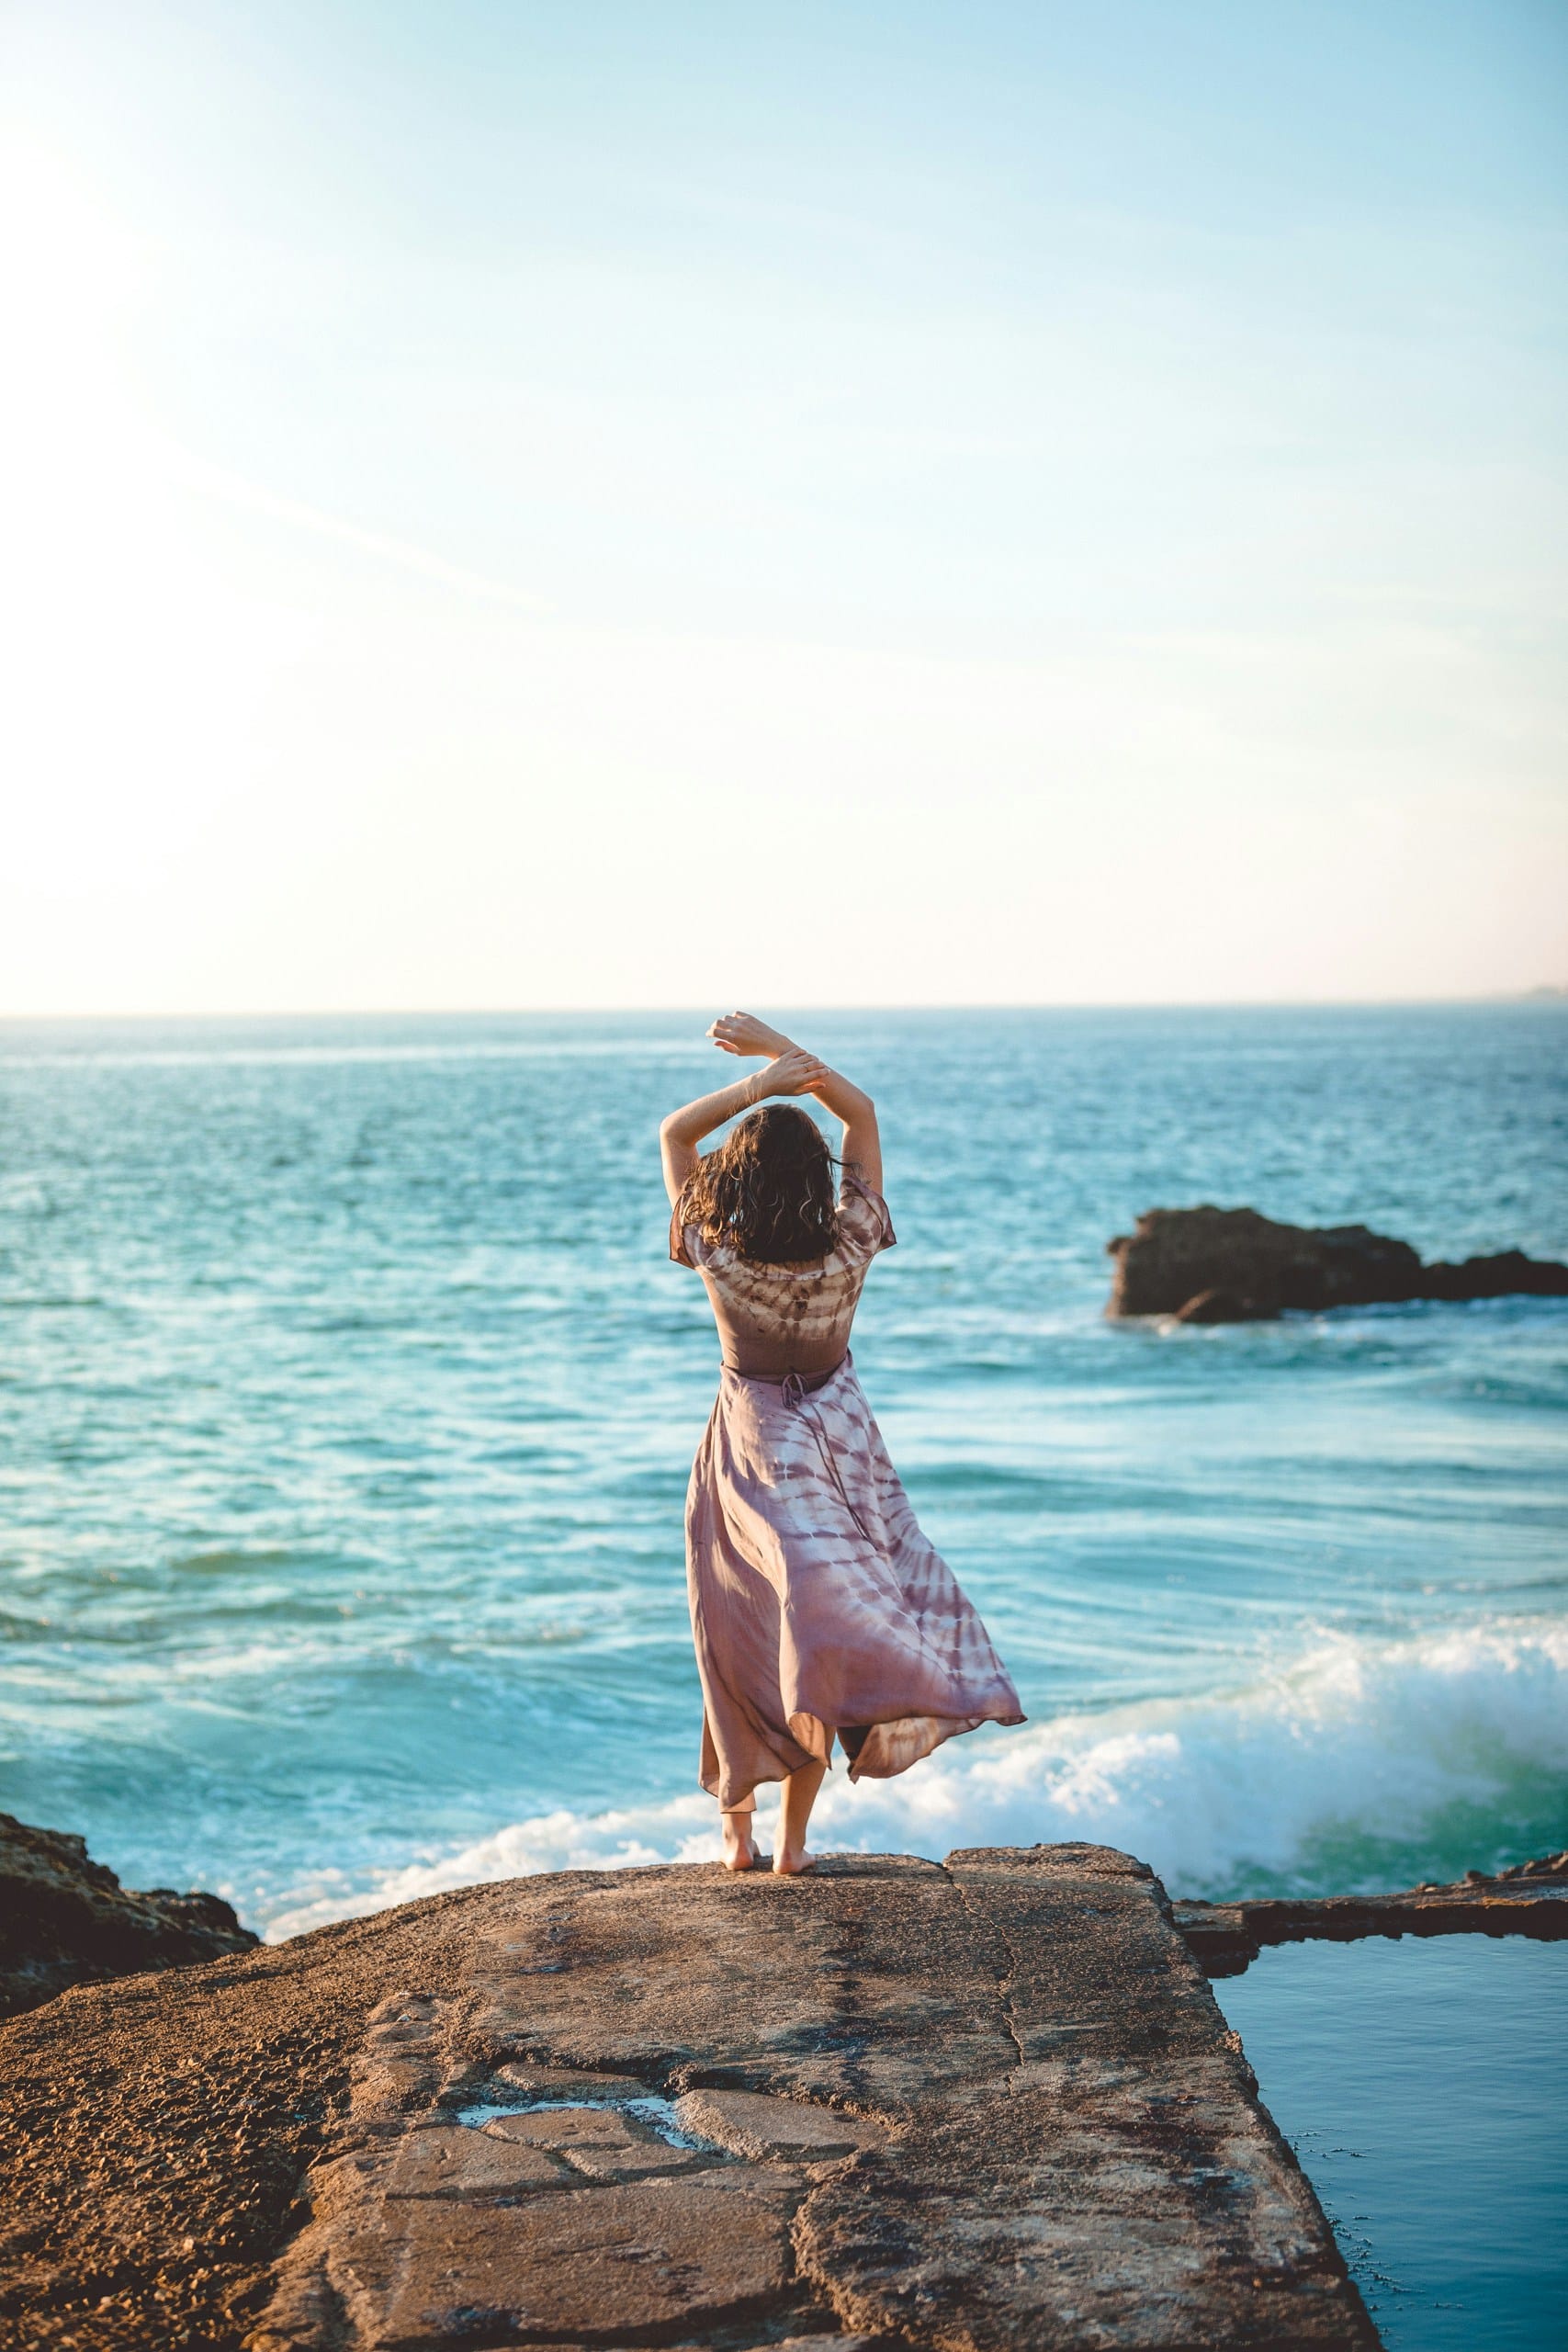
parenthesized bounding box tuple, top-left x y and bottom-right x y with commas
(3, 1, 1564, 1010)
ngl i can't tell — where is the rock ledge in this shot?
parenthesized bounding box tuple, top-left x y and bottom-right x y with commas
(1176, 1853, 1568, 1976)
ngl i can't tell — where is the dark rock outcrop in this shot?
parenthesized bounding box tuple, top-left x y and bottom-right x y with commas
(0, 1845, 1377, 2352)
(0, 1811, 258, 2021)
(1175, 1852, 1568, 1977)
(1107, 1204, 1568, 1322)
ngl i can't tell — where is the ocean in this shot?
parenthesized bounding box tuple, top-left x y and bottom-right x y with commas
(3, 1004, 1564, 2341)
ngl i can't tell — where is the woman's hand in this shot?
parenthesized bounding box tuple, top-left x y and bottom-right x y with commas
(761, 1046, 830, 1098)
(708, 1011, 796, 1059)
(659, 1041, 827, 1203)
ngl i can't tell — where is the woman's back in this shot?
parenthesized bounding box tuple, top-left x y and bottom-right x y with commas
(671, 1170, 896, 1377)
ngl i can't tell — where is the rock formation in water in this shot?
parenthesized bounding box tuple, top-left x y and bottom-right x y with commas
(1176, 1852, 1568, 1976)
(0, 1811, 258, 2022)
(0, 1845, 1378, 2352)
(1106, 1204, 1568, 1323)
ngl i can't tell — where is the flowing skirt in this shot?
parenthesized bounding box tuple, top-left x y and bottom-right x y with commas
(685, 1354, 1024, 1810)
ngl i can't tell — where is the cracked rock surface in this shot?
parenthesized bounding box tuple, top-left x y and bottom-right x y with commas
(0, 1845, 1375, 2351)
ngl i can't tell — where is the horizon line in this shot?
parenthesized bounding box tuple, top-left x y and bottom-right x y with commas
(2, 989, 1564, 1024)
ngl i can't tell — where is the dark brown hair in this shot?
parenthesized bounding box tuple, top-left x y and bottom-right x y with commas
(678, 1103, 839, 1264)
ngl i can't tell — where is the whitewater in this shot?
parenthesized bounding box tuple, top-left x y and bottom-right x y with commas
(269, 1617, 1568, 1935)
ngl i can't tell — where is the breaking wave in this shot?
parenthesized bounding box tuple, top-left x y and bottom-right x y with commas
(264, 1617, 1568, 1939)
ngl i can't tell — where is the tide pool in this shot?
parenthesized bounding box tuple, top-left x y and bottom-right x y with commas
(1218, 1936, 1568, 2351)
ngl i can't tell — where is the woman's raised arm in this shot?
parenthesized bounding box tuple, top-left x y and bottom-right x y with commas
(807, 1066, 882, 1199)
(706, 1011, 883, 1199)
(660, 1043, 829, 1206)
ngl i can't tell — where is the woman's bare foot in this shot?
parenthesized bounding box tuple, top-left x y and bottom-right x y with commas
(773, 1757, 827, 1876)
(720, 1809, 759, 1871)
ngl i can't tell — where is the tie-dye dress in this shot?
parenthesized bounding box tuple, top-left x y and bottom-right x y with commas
(671, 1173, 1024, 1812)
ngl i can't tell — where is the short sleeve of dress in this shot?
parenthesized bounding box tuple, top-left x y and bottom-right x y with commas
(836, 1170, 897, 1261)
(669, 1202, 706, 1269)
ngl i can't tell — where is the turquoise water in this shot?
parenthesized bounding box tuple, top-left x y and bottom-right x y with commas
(2, 1004, 1565, 1942)
(1218, 1938, 1568, 2351)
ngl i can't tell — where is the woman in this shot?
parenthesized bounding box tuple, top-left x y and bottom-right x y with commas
(661, 1011, 1023, 1875)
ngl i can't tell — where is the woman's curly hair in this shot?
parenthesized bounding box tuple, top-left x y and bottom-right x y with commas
(678, 1102, 839, 1264)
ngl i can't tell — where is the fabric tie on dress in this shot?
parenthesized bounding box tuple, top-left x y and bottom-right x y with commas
(726, 1358, 845, 1406)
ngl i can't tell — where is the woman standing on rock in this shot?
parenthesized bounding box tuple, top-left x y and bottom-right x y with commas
(661, 1012, 1023, 1876)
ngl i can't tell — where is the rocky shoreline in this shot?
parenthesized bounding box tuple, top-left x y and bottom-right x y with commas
(2, 1826, 1562, 2349)
(0, 1844, 1378, 2352)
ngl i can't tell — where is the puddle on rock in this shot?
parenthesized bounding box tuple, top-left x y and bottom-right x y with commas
(455, 2092, 716, 2152)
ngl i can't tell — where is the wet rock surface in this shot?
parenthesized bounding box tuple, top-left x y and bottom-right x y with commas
(0, 1846, 1376, 2350)
(1177, 1853, 1568, 1976)
(1105, 1204, 1568, 1322)
(0, 1811, 258, 2022)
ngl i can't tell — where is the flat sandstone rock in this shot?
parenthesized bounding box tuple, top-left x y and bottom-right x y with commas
(0, 1845, 1376, 2351)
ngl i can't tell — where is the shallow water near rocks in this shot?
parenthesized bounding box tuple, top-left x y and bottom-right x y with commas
(1217, 1936, 1568, 2351)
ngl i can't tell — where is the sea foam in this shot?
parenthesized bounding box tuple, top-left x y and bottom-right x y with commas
(264, 1616, 1568, 1939)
